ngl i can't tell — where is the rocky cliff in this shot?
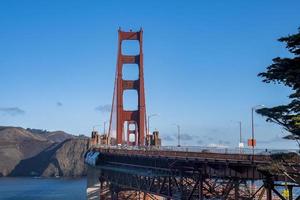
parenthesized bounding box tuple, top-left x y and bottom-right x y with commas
(0, 126, 88, 177)
(42, 138, 88, 177)
(0, 126, 53, 176)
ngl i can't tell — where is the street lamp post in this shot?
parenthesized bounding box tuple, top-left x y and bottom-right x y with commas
(231, 120, 243, 150)
(93, 122, 107, 134)
(103, 120, 109, 145)
(147, 114, 158, 135)
(237, 121, 244, 153)
(92, 125, 101, 132)
(93, 121, 109, 144)
(177, 125, 181, 147)
(251, 105, 264, 155)
(147, 114, 158, 146)
(103, 121, 107, 135)
(239, 121, 242, 144)
(173, 124, 181, 147)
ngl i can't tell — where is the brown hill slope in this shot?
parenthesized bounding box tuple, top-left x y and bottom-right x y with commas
(0, 127, 53, 176)
(43, 131, 75, 143)
(26, 128, 75, 143)
(10, 138, 88, 177)
(0, 126, 86, 177)
(42, 138, 88, 177)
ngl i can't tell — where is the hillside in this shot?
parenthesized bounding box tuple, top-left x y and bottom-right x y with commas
(0, 126, 88, 177)
(26, 128, 75, 143)
(42, 138, 88, 177)
(10, 138, 88, 177)
(0, 126, 53, 176)
(43, 131, 75, 143)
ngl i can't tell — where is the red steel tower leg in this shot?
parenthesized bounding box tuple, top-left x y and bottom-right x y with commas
(115, 28, 146, 146)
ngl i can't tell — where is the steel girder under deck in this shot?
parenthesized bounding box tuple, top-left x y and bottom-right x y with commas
(89, 150, 300, 199)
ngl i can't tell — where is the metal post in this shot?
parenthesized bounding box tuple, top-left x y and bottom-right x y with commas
(265, 180, 273, 200)
(168, 177, 171, 197)
(234, 179, 239, 200)
(172, 124, 181, 147)
(199, 175, 203, 200)
(288, 185, 293, 200)
(239, 121, 242, 144)
(93, 125, 101, 132)
(147, 115, 150, 139)
(177, 125, 181, 147)
(251, 105, 264, 155)
(99, 178, 105, 200)
(103, 121, 107, 135)
(180, 170, 183, 195)
(251, 107, 255, 155)
(99, 179, 102, 200)
(147, 114, 158, 146)
(238, 121, 243, 153)
(147, 115, 149, 146)
(266, 187, 272, 200)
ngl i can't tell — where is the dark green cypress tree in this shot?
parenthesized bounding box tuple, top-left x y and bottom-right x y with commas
(257, 28, 300, 145)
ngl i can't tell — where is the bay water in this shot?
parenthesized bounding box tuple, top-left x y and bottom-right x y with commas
(0, 177, 86, 200)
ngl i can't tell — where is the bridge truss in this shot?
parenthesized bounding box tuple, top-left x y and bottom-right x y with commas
(87, 29, 300, 200)
(87, 147, 300, 200)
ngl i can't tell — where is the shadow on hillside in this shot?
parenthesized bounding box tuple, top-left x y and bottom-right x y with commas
(9, 139, 71, 176)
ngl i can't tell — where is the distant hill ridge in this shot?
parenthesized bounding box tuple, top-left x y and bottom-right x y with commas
(26, 128, 76, 143)
(25, 128, 50, 135)
(0, 126, 88, 177)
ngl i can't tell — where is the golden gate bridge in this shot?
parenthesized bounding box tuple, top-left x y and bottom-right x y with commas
(85, 29, 300, 200)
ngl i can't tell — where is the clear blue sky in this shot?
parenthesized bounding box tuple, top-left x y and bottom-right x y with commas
(0, 0, 299, 149)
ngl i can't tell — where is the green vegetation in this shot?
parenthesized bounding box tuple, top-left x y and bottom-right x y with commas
(257, 28, 300, 145)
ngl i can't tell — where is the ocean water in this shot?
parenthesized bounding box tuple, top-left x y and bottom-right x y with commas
(0, 177, 86, 200)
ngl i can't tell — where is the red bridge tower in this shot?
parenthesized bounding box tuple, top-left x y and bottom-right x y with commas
(112, 28, 146, 146)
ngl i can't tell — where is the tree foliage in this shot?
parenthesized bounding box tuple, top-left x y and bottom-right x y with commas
(257, 28, 300, 140)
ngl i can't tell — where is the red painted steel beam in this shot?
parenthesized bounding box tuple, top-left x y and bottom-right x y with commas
(119, 30, 142, 41)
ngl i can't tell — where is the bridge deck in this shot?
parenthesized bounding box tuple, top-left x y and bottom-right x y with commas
(86, 146, 300, 199)
(94, 146, 272, 163)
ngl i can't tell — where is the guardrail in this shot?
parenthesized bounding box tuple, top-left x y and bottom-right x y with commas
(91, 144, 299, 156)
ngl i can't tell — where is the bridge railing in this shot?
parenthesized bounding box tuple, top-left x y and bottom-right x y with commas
(92, 144, 299, 156)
